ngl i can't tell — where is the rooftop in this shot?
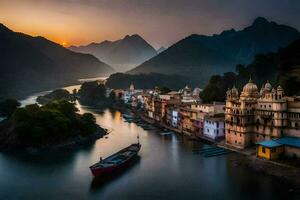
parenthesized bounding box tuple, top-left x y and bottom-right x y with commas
(276, 137, 300, 148)
(257, 137, 300, 148)
(257, 140, 283, 148)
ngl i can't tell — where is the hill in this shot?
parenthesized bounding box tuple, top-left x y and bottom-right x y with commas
(200, 38, 300, 102)
(69, 34, 157, 72)
(0, 23, 114, 100)
(129, 17, 300, 86)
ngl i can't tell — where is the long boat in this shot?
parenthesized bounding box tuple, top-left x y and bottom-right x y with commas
(90, 142, 141, 177)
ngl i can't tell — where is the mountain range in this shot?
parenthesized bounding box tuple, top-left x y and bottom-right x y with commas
(128, 17, 300, 85)
(0, 23, 114, 100)
(69, 34, 157, 72)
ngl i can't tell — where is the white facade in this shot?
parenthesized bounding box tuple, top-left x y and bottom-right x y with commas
(203, 118, 225, 140)
(172, 110, 179, 127)
(123, 91, 133, 104)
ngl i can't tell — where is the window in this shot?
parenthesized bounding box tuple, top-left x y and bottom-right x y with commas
(262, 147, 266, 153)
(217, 130, 219, 135)
(240, 133, 242, 137)
(271, 148, 276, 153)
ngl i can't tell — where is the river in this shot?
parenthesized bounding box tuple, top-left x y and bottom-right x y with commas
(0, 86, 298, 200)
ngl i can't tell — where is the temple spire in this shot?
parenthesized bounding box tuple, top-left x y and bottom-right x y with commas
(249, 76, 253, 83)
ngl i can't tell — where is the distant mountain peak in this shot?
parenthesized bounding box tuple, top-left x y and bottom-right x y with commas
(220, 28, 236, 36)
(157, 46, 166, 54)
(0, 23, 11, 32)
(252, 17, 270, 26)
(69, 34, 157, 72)
(123, 34, 144, 41)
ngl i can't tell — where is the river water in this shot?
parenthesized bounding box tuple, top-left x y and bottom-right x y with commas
(0, 86, 298, 200)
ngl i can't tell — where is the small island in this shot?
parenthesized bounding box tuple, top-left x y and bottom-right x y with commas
(0, 99, 107, 152)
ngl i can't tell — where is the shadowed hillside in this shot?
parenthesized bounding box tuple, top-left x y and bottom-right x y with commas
(129, 17, 300, 86)
(0, 23, 114, 100)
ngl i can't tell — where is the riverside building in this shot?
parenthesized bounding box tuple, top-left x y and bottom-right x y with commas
(225, 78, 300, 150)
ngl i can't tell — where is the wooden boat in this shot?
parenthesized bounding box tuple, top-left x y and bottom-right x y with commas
(90, 142, 141, 177)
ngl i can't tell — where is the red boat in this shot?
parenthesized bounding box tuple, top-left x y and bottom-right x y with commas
(90, 142, 141, 177)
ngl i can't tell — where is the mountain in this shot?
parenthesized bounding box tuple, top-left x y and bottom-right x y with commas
(0, 23, 114, 100)
(157, 46, 166, 54)
(129, 17, 300, 86)
(200, 38, 300, 102)
(69, 34, 157, 72)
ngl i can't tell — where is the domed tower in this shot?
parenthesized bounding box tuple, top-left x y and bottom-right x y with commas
(240, 78, 259, 100)
(226, 86, 239, 100)
(264, 80, 272, 92)
(129, 83, 135, 92)
(235, 78, 258, 147)
(231, 86, 239, 99)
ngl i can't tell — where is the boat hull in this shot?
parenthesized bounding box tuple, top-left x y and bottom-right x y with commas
(90, 143, 141, 177)
(90, 154, 138, 177)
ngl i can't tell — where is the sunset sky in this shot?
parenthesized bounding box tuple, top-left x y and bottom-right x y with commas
(1, 0, 300, 48)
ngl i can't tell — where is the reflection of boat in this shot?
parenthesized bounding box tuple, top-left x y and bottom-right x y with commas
(90, 156, 141, 192)
(122, 114, 134, 119)
(160, 131, 173, 136)
(90, 143, 141, 177)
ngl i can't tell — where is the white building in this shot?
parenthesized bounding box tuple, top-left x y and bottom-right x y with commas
(172, 110, 179, 128)
(203, 117, 225, 140)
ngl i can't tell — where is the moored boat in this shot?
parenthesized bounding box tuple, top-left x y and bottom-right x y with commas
(90, 142, 141, 177)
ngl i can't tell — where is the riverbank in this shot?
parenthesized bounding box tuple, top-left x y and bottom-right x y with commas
(229, 154, 300, 193)
(134, 111, 300, 190)
(0, 126, 108, 153)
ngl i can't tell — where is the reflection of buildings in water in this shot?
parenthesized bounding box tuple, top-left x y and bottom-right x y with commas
(114, 111, 121, 124)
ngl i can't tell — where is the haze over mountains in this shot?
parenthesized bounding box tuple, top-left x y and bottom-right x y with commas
(128, 17, 300, 85)
(0, 23, 114, 100)
(69, 34, 157, 72)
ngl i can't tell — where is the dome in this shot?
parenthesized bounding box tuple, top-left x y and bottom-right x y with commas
(242, 78, 258, 94)
(277, 85, 283, 91)
(264, 80, 272, 91)
(193, 88, 201, 95)
(231, 86, 238, 96)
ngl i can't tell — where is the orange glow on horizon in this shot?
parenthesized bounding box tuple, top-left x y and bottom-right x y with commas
(61, 42, 67, 47)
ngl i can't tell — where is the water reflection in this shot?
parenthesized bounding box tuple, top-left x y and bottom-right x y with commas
(1, 96, 299, 199)
(90, 156, 141, 193)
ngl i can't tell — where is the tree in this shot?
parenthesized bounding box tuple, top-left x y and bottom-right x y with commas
(79, 113, 97, 136)
(159, 87, 171, 94)
(78, 81, 107, 105)
(0, 99, 21, 118)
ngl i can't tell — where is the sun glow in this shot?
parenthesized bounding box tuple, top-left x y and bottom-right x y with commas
(61, 42, 67, 47)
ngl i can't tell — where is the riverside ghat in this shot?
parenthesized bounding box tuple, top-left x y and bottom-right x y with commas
(0, 83, 299, 199)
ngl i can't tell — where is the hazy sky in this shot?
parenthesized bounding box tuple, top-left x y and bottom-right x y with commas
(1, 0, 300, 48)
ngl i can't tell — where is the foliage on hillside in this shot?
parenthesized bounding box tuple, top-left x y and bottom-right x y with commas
(37, 89, 75, 105)
(200, 39, 300, 102)
(9, 100, 98, 145)
(78, 81, 108, 105)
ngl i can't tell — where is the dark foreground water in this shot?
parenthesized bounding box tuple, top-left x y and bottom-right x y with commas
(0, 92, 298, 199)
